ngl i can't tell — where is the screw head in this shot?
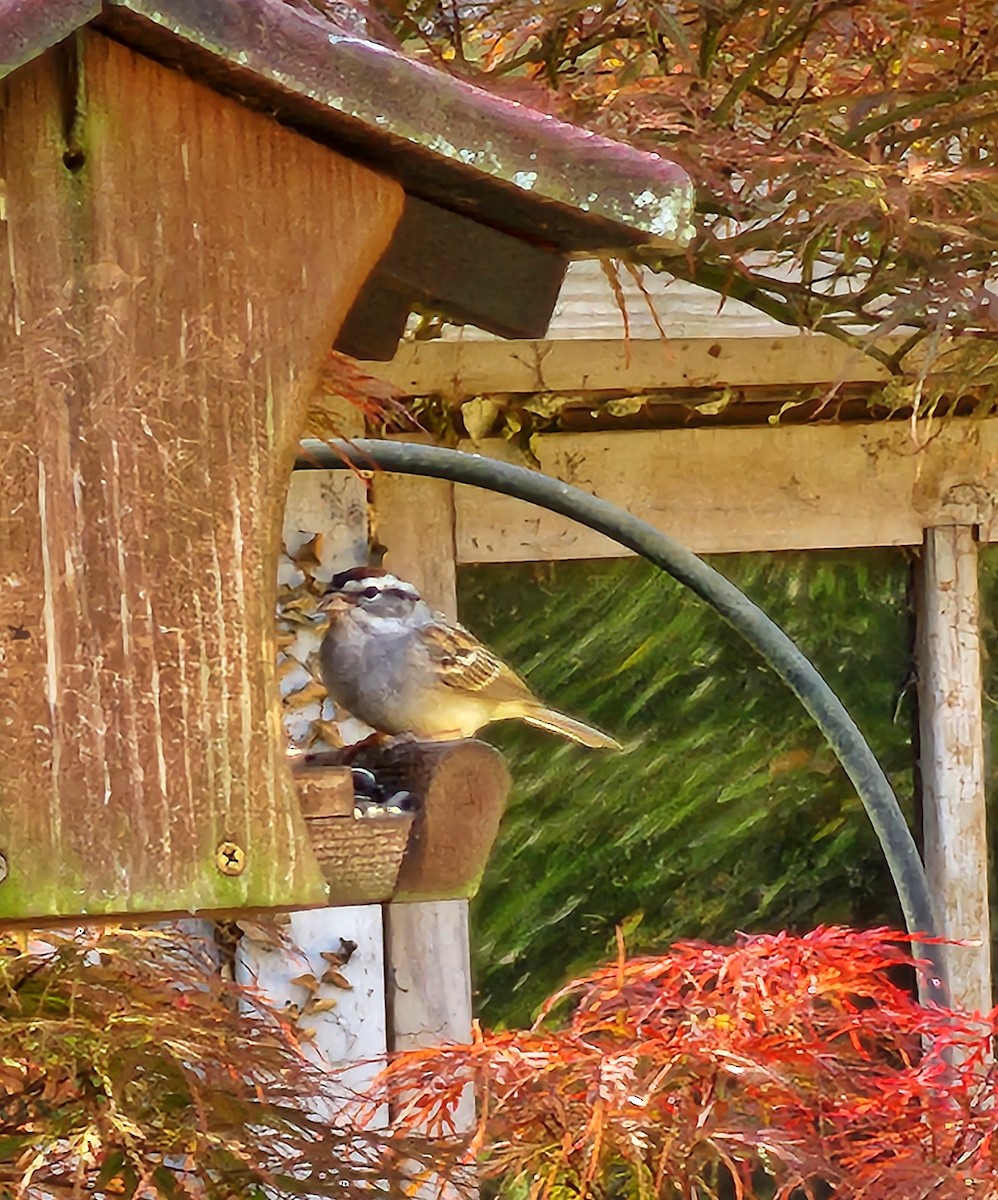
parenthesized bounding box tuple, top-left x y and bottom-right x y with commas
(0, 852, 8, 884)
(215, 841, 246, 876)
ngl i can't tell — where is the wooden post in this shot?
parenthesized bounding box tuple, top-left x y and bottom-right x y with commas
(373, 473, 476, 1113)
(372, 471, 459, 621)
(0, 32, 403, 918)
(918, 525, 992, 1012)
(384, 898, 473, 1048)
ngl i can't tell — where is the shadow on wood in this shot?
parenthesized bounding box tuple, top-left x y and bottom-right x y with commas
(292, 741, 510, 905)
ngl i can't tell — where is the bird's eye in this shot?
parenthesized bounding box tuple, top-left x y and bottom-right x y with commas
(362, 586, 379, 600)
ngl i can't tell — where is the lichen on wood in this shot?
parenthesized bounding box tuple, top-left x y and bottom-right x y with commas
(0, 32, 403, 920)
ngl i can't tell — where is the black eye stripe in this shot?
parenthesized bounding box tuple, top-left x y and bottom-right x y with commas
(347, 584, 417, 602)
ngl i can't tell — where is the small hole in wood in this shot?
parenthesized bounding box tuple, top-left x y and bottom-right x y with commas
(63, 148, 86, 172)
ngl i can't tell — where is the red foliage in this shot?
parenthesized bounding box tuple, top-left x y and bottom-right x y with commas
(370, 927, 998, 1199)
(373, 0, 998, 401)
(319, 350, 419, 430)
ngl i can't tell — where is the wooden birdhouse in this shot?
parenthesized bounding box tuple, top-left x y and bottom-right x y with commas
(0, 0, 693, 922)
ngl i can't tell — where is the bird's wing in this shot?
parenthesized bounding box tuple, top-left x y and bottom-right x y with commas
(418, 621, 537, 703)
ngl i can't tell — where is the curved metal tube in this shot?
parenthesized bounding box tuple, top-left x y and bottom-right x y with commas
(297, 437, 946, 1001)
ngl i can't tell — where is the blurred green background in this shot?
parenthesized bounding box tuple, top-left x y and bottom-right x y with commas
(458, 551, 917, 1027)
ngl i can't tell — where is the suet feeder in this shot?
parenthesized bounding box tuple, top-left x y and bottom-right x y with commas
(0, 0, 692, 921)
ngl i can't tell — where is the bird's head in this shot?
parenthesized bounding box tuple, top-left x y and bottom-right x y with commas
(317, 567, 423, 622)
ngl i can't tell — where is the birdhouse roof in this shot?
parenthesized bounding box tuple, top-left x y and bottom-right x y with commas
(2, 0, 694, 257)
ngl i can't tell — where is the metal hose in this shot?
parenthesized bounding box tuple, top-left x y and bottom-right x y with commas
(297, 437, 946, 1001)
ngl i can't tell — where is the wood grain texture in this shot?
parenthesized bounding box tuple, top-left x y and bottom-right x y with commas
(372, 467, 459, 619)
(385, 899, 474, 1049)
(0, 33, 403, 918)
(363, 335, 900, 399)
(453, 420, 998, 562)
(292, 765, 355, 819)
(236, 906, 389, 1103)
(917, 527, 991, 1013)
(385, 898, 477, 1141)
(100, 0, 693, 255)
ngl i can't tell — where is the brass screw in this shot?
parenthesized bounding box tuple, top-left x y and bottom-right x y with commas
(215, 841, 246, 876)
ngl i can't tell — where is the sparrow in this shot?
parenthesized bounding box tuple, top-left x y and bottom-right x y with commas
(317, 567, 619, 749)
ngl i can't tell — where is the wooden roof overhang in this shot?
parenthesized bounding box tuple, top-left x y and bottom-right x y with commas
(1, 0, 695, 358)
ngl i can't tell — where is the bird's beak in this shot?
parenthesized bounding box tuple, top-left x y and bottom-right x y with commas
(316, 592, 345, 614)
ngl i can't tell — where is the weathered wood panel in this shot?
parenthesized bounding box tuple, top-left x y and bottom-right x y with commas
(917, 527, 991, 1012)
(384, 899, 476, 1132)
(0, 33, 403, 918)
(453, 420, 998, 562)
(372, 467, 459, 619)
(236, 906, 388, 1103)
(385, 899, 474, 1050)
(364, 335, 900, 399)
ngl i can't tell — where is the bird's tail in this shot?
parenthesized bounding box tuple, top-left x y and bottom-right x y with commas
(519, 706, 621, 750)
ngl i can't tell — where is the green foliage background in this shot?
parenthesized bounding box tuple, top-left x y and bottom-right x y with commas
(458, 551, 915, 1027)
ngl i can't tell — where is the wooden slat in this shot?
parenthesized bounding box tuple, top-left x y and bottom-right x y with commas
(917, 527, 991, 1012)
(451, 420, 998, 562)
(372, 470, 459, 619)
(363, 335, 901, 399)
(0, 33, 402, 919)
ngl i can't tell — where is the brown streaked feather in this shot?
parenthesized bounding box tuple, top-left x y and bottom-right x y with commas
(419, 621, 535, 702)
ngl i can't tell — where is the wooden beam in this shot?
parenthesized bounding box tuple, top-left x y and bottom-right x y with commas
(450, 419, 998, 562)
(361, 335, 901, 399)
(384, 899, 477, 1137)
(917, 527, 991, 1012)
(335, 197, 568, 361)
